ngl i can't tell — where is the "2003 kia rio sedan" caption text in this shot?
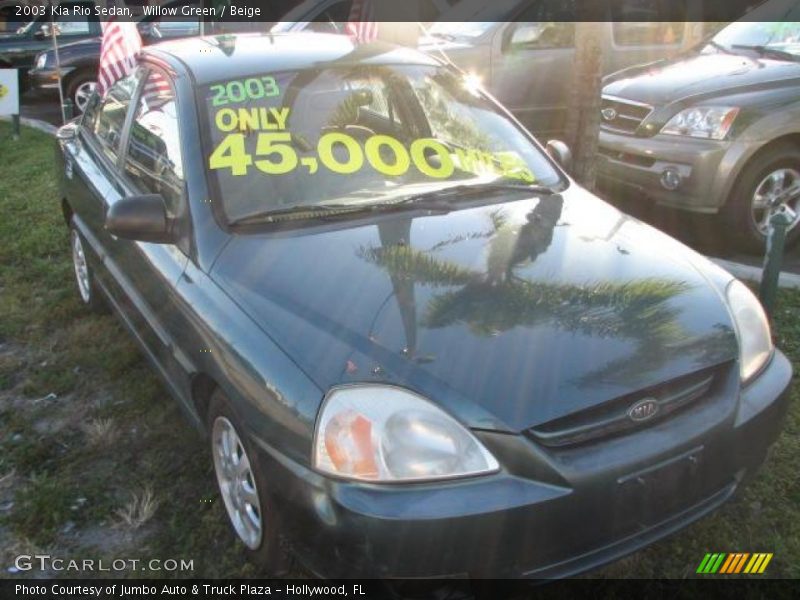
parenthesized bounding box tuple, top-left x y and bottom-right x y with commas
(56, 32, 792, 578)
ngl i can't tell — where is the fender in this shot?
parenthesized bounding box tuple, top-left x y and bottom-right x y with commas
(711, 103, 800, 207)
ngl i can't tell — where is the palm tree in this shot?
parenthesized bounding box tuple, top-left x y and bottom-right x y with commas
(356, 197, 702, 386)
(563, 4, 607, 190)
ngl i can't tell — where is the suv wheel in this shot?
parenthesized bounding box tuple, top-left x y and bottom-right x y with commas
(723, 143, 800, 253)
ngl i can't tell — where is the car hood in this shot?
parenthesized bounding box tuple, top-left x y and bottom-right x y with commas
(211, 188, 738, 432)
(604, 51, 800, 106)
(42, 37, 101, 61)
(0, 33, 26, 48)
(58, 36, 101, 49)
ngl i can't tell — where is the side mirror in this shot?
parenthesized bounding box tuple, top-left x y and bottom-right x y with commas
(105, 194, 174, 243)
(546, 140, 572, 173)
(138, 22, 154, 38)
(509, 24, 544, 48)
(56, 123, 78, 142)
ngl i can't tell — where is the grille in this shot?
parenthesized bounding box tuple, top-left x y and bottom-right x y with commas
(598, 146, 656, 168)
(528, 364, 726, 449)
(600, 95, 653, 134)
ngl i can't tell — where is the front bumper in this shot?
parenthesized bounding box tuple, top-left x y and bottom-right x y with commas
(28, 65, 73, 93)
(596, 129, 734, 213)
(251, 351, 792, 579)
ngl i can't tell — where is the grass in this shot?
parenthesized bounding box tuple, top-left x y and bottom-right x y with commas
(0, 121, 798, 580)
(114, 487, 159, 531)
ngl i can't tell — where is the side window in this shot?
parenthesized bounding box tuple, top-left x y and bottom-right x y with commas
(507, 2, 576, 51)
(54, 16, 90, 36)
(123, 71, 185, 217)
(89, 72, 140, 164)
(151, 19, 201, 38)
(53, 2, 95, 36)
(307, 1, 352, 34)
(139, 6, 201, 41)
(611, 0, 687, 46)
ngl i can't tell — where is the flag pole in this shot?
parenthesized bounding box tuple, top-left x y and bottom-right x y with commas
(49, 1, 67, 123)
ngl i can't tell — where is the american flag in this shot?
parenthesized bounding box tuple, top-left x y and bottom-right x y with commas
(141, 71, 173, 112)
(97, 19, 142, 96)
(344, 0, 378, 43)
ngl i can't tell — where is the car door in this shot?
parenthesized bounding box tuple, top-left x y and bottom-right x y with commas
(487, 1, 576, 138)
(67, 70, 141, 296)
(108, 67, 194, 404)
(70, 67, 192, 404)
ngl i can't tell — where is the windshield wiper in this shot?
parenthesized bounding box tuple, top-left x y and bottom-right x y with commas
(707, 40, 735, 55)
(731, 44, 799, 61)
(228, 183, 559, 226)
(227, 203, 369, 226)
(393, 182, 561, 210)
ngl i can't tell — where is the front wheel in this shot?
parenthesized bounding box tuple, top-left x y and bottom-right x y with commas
(65, 70, 98, 114)
(722, 143, 800, 253)
(207, 390, 291, 574)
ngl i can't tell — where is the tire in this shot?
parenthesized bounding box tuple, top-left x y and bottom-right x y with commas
(69, 220, 106, 313)
(207, 390, 291, 575)
(64, 69, 98, 115)
(722, 142, 800, 254)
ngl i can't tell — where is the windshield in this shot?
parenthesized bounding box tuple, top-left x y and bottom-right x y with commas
(16, 19, 39, 35)
(199, 64, 563, 224)
(709, 21, 800, 58)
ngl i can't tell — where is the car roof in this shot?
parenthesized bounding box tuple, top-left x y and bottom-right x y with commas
(143, 32, 442, 86)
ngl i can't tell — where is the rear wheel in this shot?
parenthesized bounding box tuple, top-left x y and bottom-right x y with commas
(69, 221, 105, 313)
(722, 143, 800, 253)
(207, 390, 291, 574)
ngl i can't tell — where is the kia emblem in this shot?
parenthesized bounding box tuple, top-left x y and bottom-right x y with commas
(628, 398, 659, 422)
(601, 107, 618, 121)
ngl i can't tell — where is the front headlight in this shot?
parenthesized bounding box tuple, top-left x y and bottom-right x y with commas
(726, 280, 773, 383)
(313, 385, 499, 482)
(661, 106, 739, 140)
(35, 53, 47, 70)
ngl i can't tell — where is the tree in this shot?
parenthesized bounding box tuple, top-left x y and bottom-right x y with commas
(563, 3, 607, 190)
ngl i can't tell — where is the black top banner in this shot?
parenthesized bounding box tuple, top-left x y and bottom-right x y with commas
(15, 0, 800, 23)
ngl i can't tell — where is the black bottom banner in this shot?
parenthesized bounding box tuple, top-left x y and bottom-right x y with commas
(2, 579, 799, 600)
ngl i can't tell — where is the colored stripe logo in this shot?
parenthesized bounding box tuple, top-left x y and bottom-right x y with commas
(696, 552, 773, 574)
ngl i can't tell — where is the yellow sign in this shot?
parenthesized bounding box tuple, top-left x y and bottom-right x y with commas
(0, 69, 19, 115)
(208, 105, 535, 185)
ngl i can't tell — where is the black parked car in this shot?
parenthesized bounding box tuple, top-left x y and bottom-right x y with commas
(56, 32, 791, 578)
(598, 0, 800, 251)
(29, 1, 200, 113)
(0, 0, 98, 90)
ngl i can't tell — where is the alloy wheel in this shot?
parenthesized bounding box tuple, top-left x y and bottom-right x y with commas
(212, 416, 263, 550)
(73, 81, 97, 113)
(750, 167, 800, 235)
(71, 229, 91, 304)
